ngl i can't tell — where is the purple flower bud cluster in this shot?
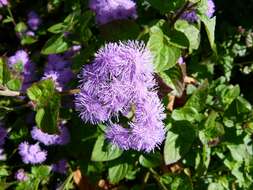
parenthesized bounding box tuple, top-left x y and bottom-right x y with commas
(75, 41, 165, 152)
(89, 0, 137, 25)
(31, 124, 70, 146)
(52, 159, 68, 174)
(8, 50, 37, 91)
(18, 142, 47, 164)
(42, 54, 74, 92)
(27, 11, 41, 31)
(180, 0, 215, 22)
(0, 0, 8, 7)
(15, 169, 29, 181)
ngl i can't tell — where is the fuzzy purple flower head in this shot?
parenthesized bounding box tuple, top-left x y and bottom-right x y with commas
(31, 124, 70, 146)
(27, 11, 41, 31)
(0, 0, 8, 7)
(89, 0, 137, 25)
(76, 41, 166, 152)
(15, 169, 29, 181)
(18, 142, 47, 164)
(180, 0, 215, 22)
(52, 159, 68, 174)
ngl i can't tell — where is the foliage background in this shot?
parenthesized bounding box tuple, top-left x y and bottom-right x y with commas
(0, 0, 253, 189)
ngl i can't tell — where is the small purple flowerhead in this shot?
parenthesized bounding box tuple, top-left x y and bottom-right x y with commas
(27, 11, 41, 31)
(8, 50, 29, 71)
(52, 159, 68, 174)
(42, 71, 63, 92)
(206, 0, 215, 18)
(0, 126, 7, 147)
(15, 169, 29, 181)
(31, 125, 70, 146)
(0, 0, 8, 7)
(177, 57, 184, 65)
(89, 0, 137, 25)
(180, 0, 215, 22)
(25, 30, 35, 37)
(18, 142, 47, 164)
(180, 10, 198, 23)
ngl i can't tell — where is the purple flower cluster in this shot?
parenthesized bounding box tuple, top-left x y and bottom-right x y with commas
(89, 0, 137, 25)
(15, 169, 28, 181)
(52, 159, 68, 174)
(75, 41, 165, 152)
(18, 142, 47, 164)
(180, 0, 215, 22)
(31, 124, 70, 146)
(0, 0, 8, 7)
(27, 11, 41, 31)
(8, 50, 36, 91)
(42, 54, 74, 92)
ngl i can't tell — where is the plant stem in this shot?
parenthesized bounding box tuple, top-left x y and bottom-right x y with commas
(7, 6, 16, 26)
(149, 168, 168, 190)
(0, 89, 20, 97)
(0, 88, 80, 97)
(60, 88, 81, 96)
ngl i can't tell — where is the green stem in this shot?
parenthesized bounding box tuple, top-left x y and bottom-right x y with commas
(7, 6, 16, 26)
(149, 168, 168, 190)
(63, 172, 74, 190)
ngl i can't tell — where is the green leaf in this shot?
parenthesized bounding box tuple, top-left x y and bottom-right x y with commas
(148, 21, 181, 72)
(91, 135, 123, 162)
(199, 111, 224, 143)
(216, 85, 240, 110)
(108, 162, 129, 184)
(172, 107, 201, 122)
(41, 34, 69, 55)
(48, 23, 68, 34)
(6, 79, 22, 91)
(174, 20, 200, 52)
(170, 174, 193, 190)
(207, 183, 224, 190)
(199, 15, 217, 53)
(139, 152, 162, 168)
(27, 79, 60, 133)
(0, 58, 10, 85)
(15, 22, 28, 33)
(164, 122, 196, 165)
(185, 80, 209, 112)
(21, 35, 37, 45)
(158, 65, 184, 97)
(31, 165, 51, 178)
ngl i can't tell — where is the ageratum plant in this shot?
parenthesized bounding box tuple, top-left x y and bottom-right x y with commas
(0, 0, 253, 189)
